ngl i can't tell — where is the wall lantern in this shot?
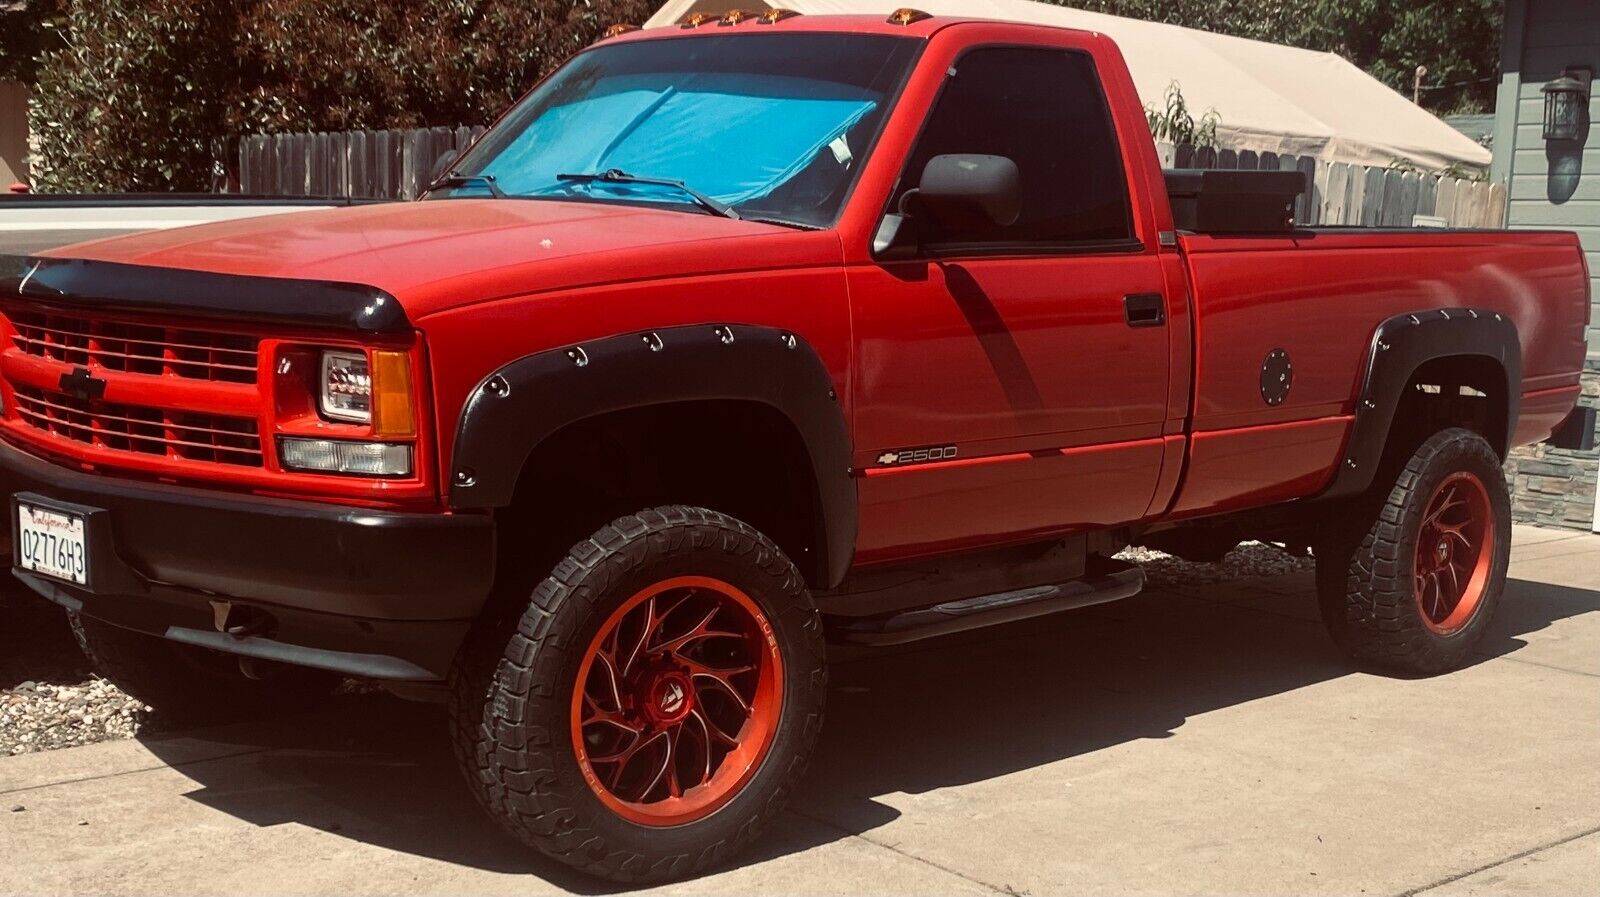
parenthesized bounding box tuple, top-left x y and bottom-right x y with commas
(1541, 67, 1592, 142)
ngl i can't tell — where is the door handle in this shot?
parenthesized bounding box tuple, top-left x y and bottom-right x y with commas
(1124, 293, 1165, 328)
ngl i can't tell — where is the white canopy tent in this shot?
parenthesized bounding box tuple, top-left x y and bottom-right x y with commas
(644, 0, 1492, 172)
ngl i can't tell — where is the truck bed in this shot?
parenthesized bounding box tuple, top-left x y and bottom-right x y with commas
(1169, 227, 1591, 516)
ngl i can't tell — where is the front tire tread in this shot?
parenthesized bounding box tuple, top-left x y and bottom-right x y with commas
(449, 505, 824, 884)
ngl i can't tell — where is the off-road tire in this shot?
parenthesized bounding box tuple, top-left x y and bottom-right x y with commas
(448, 505, 826, 884)
(1315, 427, 1511, 674)
(69, 612, 340, 720)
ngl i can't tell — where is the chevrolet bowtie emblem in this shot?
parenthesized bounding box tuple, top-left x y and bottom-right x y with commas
(59, 366, 107, 401)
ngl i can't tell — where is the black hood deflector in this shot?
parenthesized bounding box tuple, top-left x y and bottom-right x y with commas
(0, 254, 409, 333)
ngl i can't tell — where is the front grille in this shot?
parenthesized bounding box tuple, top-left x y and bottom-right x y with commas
(6, 308, 260, 384)
(12, 385, 264, 467)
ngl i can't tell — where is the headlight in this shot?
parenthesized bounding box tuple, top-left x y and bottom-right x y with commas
(318, 349, 416, 436)
(279, 437, 412, 477)
(320, 351, 371, 423)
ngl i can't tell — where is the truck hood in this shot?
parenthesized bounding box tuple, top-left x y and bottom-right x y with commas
(47, 199, 838, 320)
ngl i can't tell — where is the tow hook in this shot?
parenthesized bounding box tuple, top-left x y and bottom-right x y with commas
(208, 599, 275, 639)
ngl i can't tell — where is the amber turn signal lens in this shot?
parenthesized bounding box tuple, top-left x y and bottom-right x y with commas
(370, 350, 416, 438)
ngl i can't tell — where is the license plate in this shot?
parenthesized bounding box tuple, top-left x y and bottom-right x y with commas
(16, 501, 89, 586)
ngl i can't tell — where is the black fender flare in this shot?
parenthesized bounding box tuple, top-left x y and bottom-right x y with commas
(448, 323, 856, 587)
(1320, 307, 1519, 499)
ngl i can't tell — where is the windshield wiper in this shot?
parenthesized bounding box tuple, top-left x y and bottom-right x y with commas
(745, 216, 821, 231)
(557, 169, 740, 220)
(424, 174, 507, 199)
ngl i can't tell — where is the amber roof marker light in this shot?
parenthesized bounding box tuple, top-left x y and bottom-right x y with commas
(718, 9, 752, 25)
(757, 8, 802, 23)
(887, 8, 933, 25)
(602, 23, 639, 38)
(679, 12, 715, 27)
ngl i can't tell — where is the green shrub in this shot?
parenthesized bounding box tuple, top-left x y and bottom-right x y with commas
(242, 0, 657, 132)
(0, 0, 65, 85)
(29, 0, 655, 192)
(30, 2, 244, 192)
(1145, 82, 1220, 148)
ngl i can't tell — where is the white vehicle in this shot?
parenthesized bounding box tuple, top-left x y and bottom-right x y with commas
(0, 194, 373, 255)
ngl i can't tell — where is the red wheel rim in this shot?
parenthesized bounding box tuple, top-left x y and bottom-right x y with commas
(570, 576, 783, 826)
(1414, 471, 1495, 635)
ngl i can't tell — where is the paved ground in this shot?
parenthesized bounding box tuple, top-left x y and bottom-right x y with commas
(1, 525, 1596, 896)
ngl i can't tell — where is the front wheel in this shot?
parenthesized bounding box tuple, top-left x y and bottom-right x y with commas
(448, 506, 825, 883)
(1315, 427, 1511, 675)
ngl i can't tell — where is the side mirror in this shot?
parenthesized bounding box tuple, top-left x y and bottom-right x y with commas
(872, 154, 1020, 259)
(917, 153, 1021, 228)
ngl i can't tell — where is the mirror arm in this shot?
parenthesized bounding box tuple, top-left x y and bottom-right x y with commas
(873, 189, 922, 259)
(895, 187, 921, 216)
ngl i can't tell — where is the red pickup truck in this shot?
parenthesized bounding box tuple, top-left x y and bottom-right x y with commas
(1, 11, 1592, 882)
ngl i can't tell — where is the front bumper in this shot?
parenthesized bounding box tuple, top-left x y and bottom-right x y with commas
(0, 439, 494, 681)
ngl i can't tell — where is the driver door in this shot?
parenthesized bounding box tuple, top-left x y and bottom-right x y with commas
(849, 44, 1172, 563)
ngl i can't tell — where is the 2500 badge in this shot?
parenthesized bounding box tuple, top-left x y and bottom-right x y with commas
(876, 445, 958, 467)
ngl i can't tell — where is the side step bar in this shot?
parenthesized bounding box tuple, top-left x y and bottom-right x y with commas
(825, 558, 1144, 647)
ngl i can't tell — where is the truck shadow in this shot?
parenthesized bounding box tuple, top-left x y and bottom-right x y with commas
(133, 571, 1596, 892)
(0, 580, 92, 692)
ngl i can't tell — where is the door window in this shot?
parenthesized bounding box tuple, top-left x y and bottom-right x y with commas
(898, 47, 1135, 250)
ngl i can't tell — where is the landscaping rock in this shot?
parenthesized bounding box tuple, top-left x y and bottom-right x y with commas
(1118, 540, 1315, 587)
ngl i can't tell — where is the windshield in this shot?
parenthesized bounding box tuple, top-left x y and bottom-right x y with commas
(440, 33, 921, 227)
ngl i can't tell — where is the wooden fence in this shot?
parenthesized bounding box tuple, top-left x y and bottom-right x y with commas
(1156, 142, 1506, 228)
(236, 127, 1506, 227)
(238, 126, 486, 200)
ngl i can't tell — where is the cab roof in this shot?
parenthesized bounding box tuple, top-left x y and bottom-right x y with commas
(601, 12, 1078, 43)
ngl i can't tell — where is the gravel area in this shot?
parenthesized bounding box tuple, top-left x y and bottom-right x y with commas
(1118, 539, 1316, 587)
(0, 540, 1315, 758)
(0, 584, 155, 756)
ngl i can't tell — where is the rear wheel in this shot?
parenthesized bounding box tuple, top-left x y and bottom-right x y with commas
(449, 506, 825, 883)
(1315, 427, 1510, 674)
(69, 613, 340, 721)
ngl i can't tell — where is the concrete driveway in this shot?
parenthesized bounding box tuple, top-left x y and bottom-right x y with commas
(2, 525, 1596, 896)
